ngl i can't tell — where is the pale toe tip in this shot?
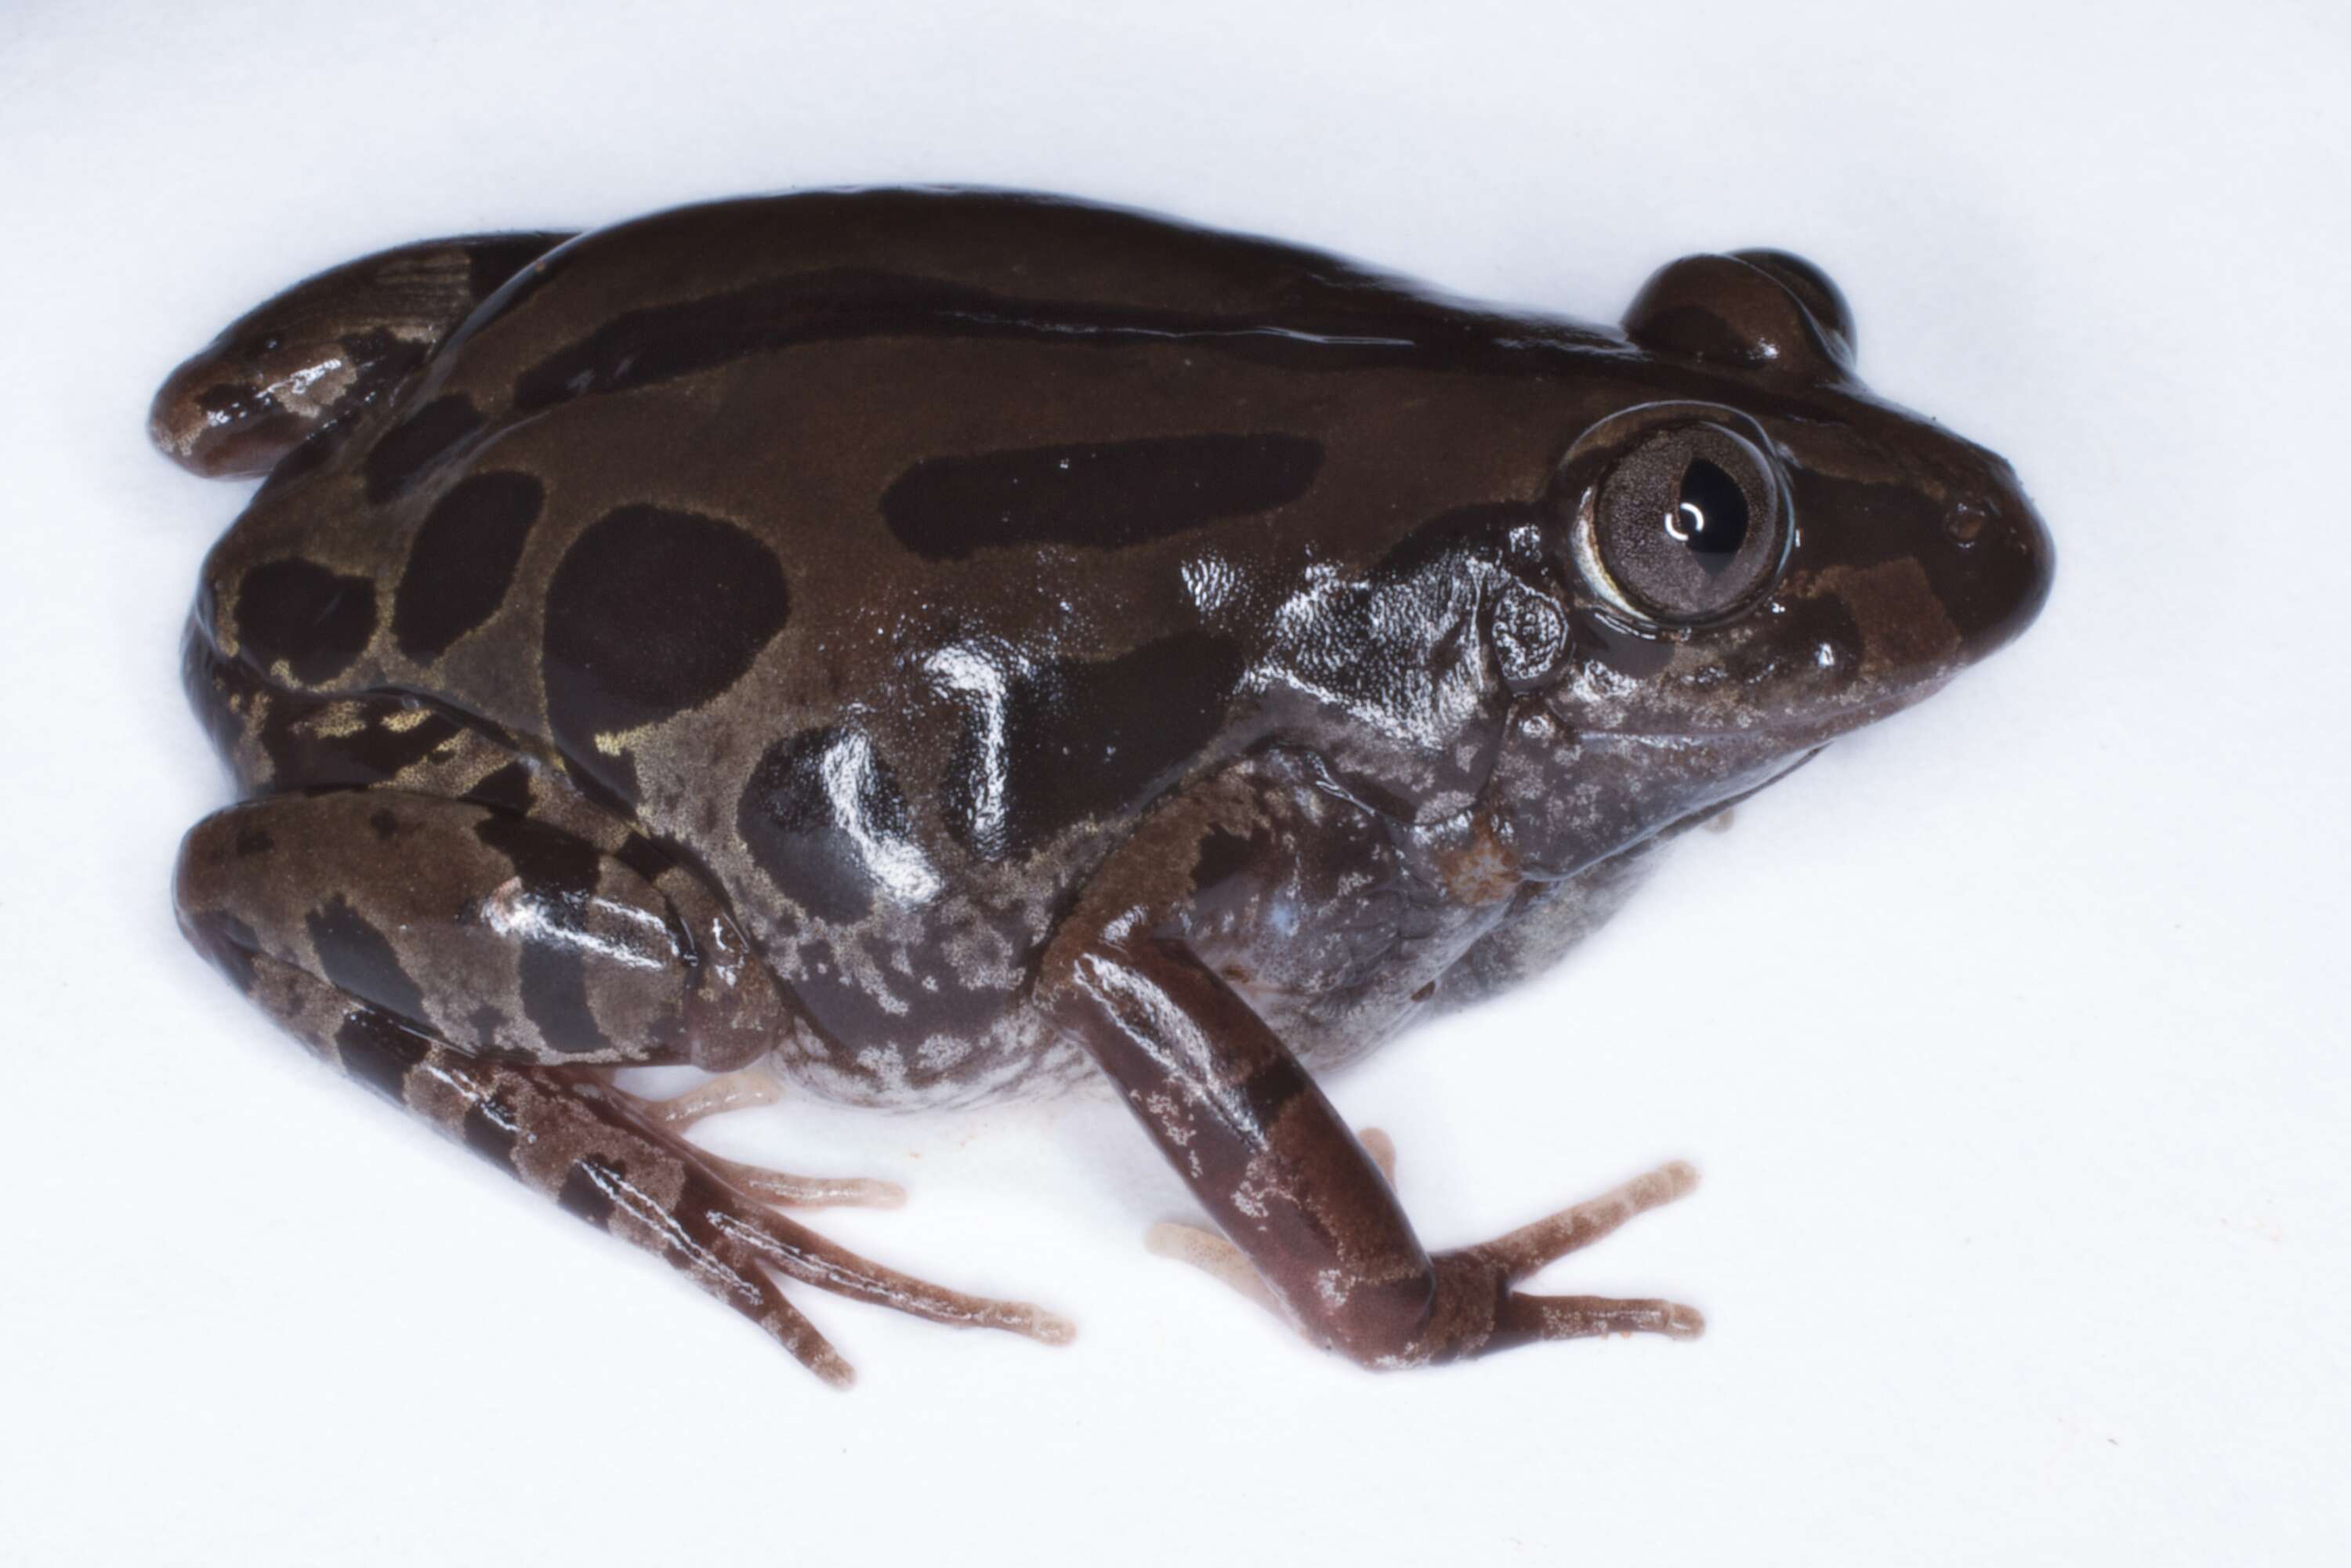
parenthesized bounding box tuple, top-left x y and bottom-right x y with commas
(857, 1180, 910, 1209)
(992, 1303, 1078, 1345)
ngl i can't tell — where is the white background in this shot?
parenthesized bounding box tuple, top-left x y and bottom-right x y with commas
(3, 2, 2345, 1563)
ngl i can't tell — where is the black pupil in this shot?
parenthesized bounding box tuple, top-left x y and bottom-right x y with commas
(1670, 458, 1749, 574)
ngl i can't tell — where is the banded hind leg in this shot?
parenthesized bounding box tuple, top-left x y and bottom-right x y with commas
(175, 788, 1070, 1383)
(150, 228, 574, 477)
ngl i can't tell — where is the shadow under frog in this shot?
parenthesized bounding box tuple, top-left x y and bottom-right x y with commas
(154, 189, 2052, 1382)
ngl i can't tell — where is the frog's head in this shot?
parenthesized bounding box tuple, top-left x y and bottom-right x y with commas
(1486, 248, 2054, 878)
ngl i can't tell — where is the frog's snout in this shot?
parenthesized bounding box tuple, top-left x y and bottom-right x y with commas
(1945, 455, 2055, 665)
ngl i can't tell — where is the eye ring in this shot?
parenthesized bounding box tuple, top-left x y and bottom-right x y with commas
(1558, 404, 1791, 628)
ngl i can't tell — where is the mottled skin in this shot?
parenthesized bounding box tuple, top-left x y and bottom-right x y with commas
(158, 188, 2052, 1380)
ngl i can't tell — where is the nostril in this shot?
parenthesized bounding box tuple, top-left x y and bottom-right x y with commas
(1945, 500, 1991, 544)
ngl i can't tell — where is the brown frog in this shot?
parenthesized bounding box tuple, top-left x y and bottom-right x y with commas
(155, 188, 2052, 1383)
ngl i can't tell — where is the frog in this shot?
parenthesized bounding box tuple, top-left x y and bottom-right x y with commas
(154, 187, 2052, 1384)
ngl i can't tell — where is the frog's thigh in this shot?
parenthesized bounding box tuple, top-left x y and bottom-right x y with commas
(176, 788, 774, 1070)
(175, 789, 1069, 1380)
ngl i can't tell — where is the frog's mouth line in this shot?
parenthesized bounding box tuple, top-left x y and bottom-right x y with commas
(1657, 744, 1827, 837)
(1560, 668, 1957, 753)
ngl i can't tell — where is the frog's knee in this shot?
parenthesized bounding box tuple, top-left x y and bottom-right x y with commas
(149, 326, 370, 479)
(149, 231, 571, 480)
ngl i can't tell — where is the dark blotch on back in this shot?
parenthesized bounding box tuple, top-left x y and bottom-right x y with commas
(542, 505, 789, 803)
(363, 394, 483, 502)
(306, 894, 430, 1030)
(946, 629, 1246, 859)
(882, 434, 1323, 559)
(234, 558, 376, 684)
(737, 726, 913, 923)
(392, 472, 544, 660)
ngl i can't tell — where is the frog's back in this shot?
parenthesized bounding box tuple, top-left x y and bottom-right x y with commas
(200, 189, 1614, 1102)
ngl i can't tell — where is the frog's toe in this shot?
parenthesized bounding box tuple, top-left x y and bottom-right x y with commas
(711, 1193, 1076, 1349)
(621, 1067, 906, 1208)
(633, 1066, 785, 1130)
(705, 1153, 907, 1210)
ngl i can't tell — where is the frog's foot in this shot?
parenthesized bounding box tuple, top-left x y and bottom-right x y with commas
(418, 1051, 1073, 1385)
(501, 1063, 1073, 1385)
(615, 1068, 907, 1210)
(1148, 1132, 1704, 1349)
(677, 1158, 1078, 1383)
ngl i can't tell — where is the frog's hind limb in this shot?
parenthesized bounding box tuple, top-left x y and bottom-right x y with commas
(175, 790, 1069, 1383)
(149, 229, 575, 479)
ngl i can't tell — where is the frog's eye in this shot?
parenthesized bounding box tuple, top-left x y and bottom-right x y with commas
(1567, 409, 1790, 626)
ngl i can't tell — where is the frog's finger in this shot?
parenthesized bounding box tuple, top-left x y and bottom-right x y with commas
(1491, 1291, 1706, 1348)
(1461, 1160, 1701, 1284)
(1145, 1221, 1282, 1316)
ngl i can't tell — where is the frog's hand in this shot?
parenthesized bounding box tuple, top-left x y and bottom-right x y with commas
(175, 790, 1070, 1384)
(1147, 1148, 1703, 1346)
(150, 230, 574, 480)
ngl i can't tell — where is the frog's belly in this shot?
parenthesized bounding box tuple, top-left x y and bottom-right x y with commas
(757, 842, 1664, 1112)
